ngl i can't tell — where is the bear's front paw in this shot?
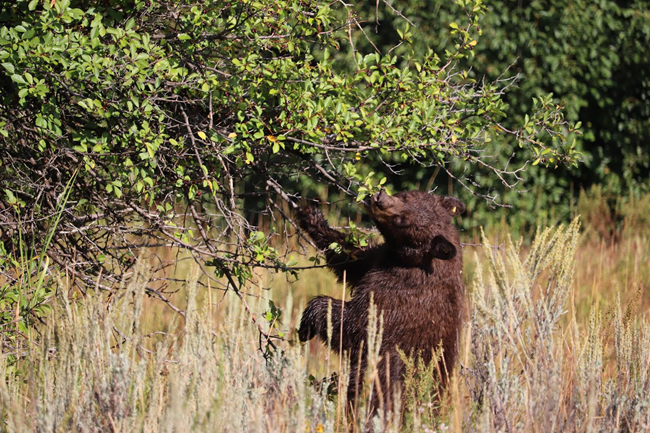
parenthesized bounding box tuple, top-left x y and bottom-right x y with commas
(298, 319, 316, 342)
(298, 296, 327, 342)
(296, 205, 327, 231)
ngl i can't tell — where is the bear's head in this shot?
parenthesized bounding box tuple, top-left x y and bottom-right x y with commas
(364, 190, 465, 267)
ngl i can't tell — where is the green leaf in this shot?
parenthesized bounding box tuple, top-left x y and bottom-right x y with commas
(1, 62, 14, 74)
(10, 74, 25, 85)
(5, 190, 16, 204)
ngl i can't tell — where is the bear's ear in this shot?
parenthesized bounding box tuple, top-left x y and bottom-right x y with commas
(441, 197, 465, 217)
(430, 235, 457, 260)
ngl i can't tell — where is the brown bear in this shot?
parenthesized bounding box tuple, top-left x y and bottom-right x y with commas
(297, 190, 465, 415)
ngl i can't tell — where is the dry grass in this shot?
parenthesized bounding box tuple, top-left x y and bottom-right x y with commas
(1, 214, 649, 431)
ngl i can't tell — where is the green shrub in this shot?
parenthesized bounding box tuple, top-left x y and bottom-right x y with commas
(1, 0, 579, 339)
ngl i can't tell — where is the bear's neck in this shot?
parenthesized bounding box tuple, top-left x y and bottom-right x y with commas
(389, 243, 462, 276)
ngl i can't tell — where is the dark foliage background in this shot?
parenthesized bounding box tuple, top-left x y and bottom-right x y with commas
(342, 0, 649, 230)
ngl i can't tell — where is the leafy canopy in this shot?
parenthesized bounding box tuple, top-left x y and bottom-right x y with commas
(0, 0, 579, 347)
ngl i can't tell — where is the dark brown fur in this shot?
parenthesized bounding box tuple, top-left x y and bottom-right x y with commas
(297, 190, 465, 414)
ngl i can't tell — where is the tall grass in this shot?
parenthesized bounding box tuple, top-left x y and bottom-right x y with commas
(0, 264, 331, 432)
(1, 216, 648, 431)
(0, 168, 78, 353)
(459, 219, 649, 431)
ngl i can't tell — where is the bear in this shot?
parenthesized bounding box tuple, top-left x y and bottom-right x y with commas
(296, 189, 465, 416)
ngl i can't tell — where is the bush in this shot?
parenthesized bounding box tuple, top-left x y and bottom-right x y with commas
(0, 0, 579, 343)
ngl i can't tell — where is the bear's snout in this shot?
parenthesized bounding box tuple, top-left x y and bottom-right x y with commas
(373, 190, 391, 209)
(365, 191, 401, 218)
